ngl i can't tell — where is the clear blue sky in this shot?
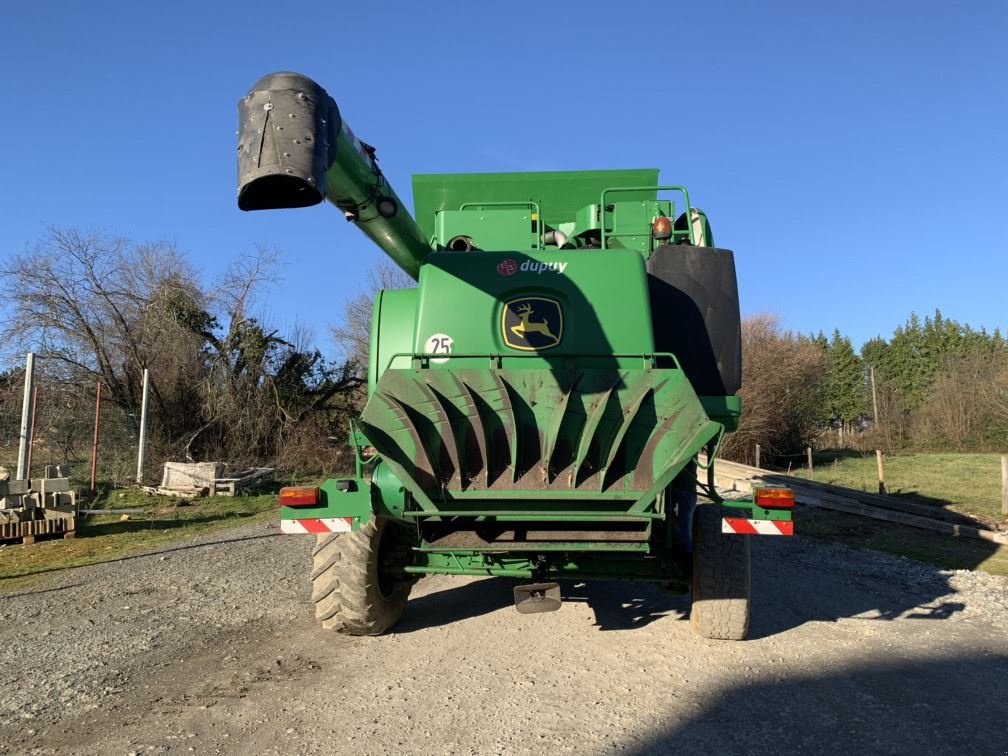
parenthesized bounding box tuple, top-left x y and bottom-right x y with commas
(4, 0, 1006, 354)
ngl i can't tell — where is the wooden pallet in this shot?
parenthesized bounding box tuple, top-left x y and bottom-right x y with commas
(0, 516, 77, 545)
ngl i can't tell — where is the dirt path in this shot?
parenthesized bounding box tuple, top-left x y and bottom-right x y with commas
(1, 519, 1006, 755)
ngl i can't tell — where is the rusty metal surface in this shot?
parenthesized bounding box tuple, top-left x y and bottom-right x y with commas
(359, 367, 719, 503)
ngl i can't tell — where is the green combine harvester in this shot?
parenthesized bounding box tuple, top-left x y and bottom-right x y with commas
(237, 72, 794, 641)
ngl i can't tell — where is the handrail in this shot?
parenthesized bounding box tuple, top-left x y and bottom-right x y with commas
(381, 350, 684, 373)
(599, 184, 694, 249)
(459, 200, 541, 215)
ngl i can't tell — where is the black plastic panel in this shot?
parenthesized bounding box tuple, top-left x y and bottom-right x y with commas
(646, 245, 742, 396)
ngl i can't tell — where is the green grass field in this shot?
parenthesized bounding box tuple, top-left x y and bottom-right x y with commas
(787, 450, 1008, 577)
(0, 488, 278, 593)
(793, 451, 1006, 526)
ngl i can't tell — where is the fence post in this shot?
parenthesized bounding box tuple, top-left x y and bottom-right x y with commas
(136, 368, 150, 484)
(755, 444, 761, 470)
(807, 446, 813, 479)
(876, 449, 887, 495)
(26, 385, 39, 479)
(16, 352, 35, 480)
(1002, 455, 1007, 516)
(90, 382, 102, 495)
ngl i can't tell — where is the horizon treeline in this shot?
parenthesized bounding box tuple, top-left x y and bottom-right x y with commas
(1, 230, 1003, 482)
(722, 310, 1008, 466)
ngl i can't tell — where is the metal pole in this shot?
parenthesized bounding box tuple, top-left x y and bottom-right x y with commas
(136, 368, 150, 484)
(16, 352, 35, 480)
(26, 385, 39, 479)
(90, 382, 102, 495)
(755, 444, 761, 470)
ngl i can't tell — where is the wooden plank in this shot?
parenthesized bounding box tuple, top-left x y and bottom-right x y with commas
(706, 456, 1008, 546)
(710, 458, 978, 525)
(798, 491, 1008, 545)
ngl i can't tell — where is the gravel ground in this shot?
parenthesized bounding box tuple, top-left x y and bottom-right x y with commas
(1, 518, 1006, 755)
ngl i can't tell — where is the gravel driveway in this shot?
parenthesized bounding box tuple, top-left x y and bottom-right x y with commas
(1, 518, 1006, 755)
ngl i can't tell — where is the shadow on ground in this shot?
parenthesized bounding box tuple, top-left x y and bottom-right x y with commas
(395, 577, 689, 633)
(80, 511, 265, 537)
(395, 535, 978, 638)
(628, 654, 1008, 754)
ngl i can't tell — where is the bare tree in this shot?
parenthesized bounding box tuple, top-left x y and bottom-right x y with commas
(1, 228, 206, 430)
(2, 227, 360, 473)
(721, 314, 826, 465)
(331, 260, 415, 368)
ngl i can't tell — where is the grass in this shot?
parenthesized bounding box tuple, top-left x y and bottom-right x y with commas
(791, 450, 1006, 526)
(798, 505, 1008, 578)
(0, 487, 278, 594)
(4, 454, 1006, 596)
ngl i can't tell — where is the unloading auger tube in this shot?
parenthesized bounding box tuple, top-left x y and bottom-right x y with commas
(237, 71, 795, 640)
(237, 71, 430, 279)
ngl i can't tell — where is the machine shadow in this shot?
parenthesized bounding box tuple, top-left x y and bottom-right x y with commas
(396, 535, 976, 638)
(627, 654, 1008, 755)
(746, 536, 971, 640)
(393, 577, 689, 633)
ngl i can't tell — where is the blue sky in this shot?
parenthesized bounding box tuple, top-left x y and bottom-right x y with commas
(3, 0, 1006, 355)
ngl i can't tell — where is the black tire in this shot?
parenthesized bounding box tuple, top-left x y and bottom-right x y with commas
(310, 517, 412, 636)
(690, 503, 751, 640)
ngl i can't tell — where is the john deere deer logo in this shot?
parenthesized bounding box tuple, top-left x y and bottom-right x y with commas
(502, 297, 563, 351)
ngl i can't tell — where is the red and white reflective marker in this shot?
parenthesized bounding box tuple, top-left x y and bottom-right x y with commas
(721, 517, 793, 536)
(281, 517, 354, 535)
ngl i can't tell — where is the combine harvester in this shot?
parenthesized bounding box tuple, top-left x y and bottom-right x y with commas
(237, 72, 793, 640)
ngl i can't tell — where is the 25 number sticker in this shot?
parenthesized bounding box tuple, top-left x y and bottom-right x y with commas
(423, 333, 454, 364)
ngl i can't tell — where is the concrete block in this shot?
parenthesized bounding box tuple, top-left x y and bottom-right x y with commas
(40, 478, 71, 495)
(7, 480, 29, 496)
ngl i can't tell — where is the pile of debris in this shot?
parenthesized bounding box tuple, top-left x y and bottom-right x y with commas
(0, 464, 77, 544)
(145, 462, 273, 498)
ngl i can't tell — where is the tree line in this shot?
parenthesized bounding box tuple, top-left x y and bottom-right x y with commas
(0, 228, 362, 483)
(2, 228, 1002, 483)
(722, 311, 1008, 466)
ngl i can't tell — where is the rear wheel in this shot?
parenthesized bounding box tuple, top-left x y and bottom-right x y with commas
(310, 517, 412, 636)
(690, 503, 751, 640)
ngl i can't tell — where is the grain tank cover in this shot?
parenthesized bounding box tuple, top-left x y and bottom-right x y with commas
(411, 169, 659, 247)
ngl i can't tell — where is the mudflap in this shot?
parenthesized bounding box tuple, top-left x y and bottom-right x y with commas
(514, 583, 562, 614)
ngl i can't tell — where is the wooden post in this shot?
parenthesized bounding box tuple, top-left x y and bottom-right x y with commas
(1002, 455, 1007, 516)
(755, 444, 761, 470)
(807, 446, 814, 479)
(876, 449, 887, 495)
(90, 382, 102, 495)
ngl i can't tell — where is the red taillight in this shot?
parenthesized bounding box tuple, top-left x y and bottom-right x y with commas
(279, 486, 319, 507)
(754, 487, 795, 509)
